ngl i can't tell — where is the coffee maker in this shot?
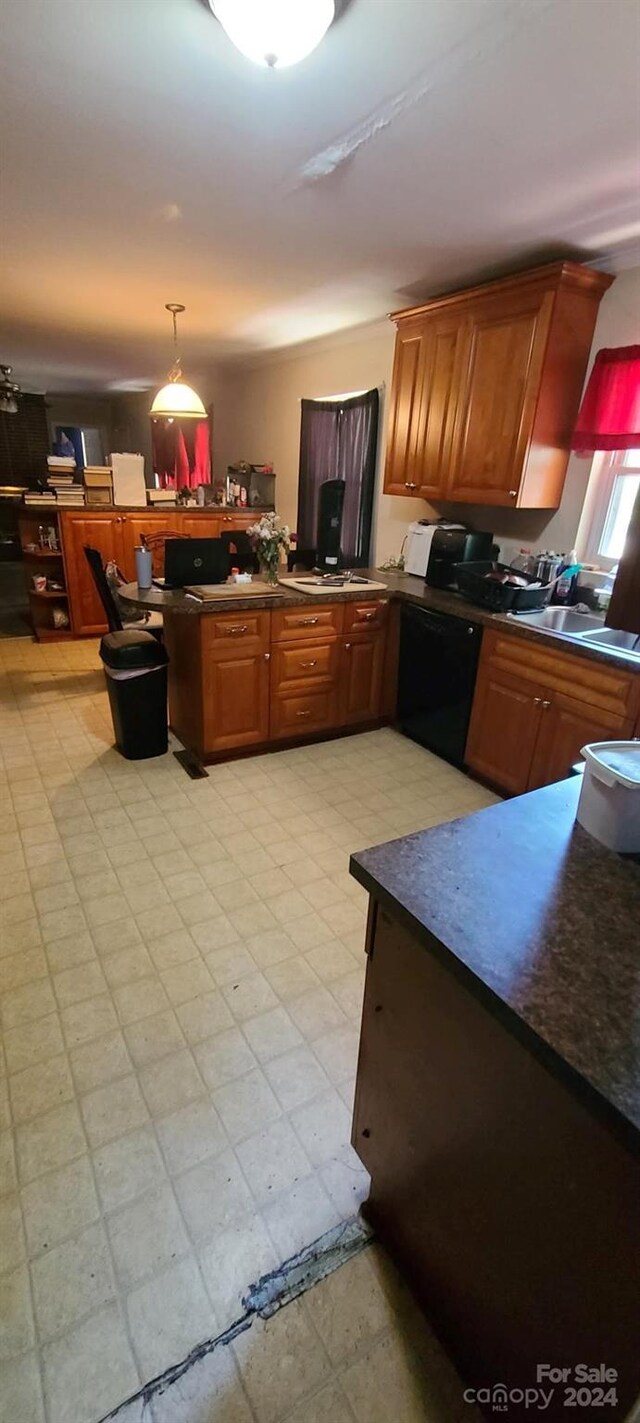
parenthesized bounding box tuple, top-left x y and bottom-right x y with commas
(405, 521, 496, 588)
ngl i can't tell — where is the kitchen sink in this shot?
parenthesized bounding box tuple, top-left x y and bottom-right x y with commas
(581, 627, 640, 659)
(512, 607, 604, 634)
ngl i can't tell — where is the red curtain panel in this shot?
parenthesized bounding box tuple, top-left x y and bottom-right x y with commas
(152, 417, 211, 488)
(572, 346, 640, 455)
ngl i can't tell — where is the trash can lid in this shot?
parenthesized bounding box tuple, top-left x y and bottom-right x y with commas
(580, 741, 640, 790)
(100, 629, 168, 670)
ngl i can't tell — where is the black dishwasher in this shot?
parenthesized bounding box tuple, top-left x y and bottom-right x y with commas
(397, 603, 482, 766)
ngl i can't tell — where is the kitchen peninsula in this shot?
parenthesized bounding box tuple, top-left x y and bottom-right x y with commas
(349, 776, 640, 1419)
(122, 577, 399, 761)
(120, 571, 640, 774)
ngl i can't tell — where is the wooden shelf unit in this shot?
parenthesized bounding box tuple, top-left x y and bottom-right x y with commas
(18, 511, 72, 641)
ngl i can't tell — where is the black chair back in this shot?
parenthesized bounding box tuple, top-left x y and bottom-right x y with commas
(220, 529, 259, 574)
(83, 547, 123, 632)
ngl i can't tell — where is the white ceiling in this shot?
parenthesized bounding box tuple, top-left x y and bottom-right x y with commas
(1, 0, 639, 392)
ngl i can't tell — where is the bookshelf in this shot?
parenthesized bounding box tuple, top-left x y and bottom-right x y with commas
(18, 511, 73, 642)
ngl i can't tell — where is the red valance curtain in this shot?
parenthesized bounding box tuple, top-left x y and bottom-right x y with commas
(571, 346, 640, 456)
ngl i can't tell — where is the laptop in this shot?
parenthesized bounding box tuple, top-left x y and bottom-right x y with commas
(154, 539, 231, 590)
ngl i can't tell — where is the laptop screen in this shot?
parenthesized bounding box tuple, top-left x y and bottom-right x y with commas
(164, 539, 230, 587)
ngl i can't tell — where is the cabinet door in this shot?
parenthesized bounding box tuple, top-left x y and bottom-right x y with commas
(383, 320, 428, 496)
(527, 693, 629, 792)
(416, 311, 467, 500)
(203, 651, 270, 753)
(340, 632, 385, 726)
(447, 290, 553, 505)
(120, 512, 180, 580)
(60, 513, 122, 635)
(465, 667, 543, 794)
(180, 515, 220, 540)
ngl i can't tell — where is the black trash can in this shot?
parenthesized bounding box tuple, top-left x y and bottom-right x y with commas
(100, 629, 169, 760)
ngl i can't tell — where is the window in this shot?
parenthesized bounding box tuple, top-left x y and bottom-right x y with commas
(297, 388, 379, 566)
(578, 448, 640, 568)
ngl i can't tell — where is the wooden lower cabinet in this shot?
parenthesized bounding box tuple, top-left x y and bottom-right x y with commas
(203, 651, 270, 753)
(62, 512, 123, 635)
(59, 508, 248, 635)
(466, 629, 639, 794)
(340, 631, 386, 726)
(527, 692, 628, 791)
(465, 667, 543, 795)
(165, 601, 390, 760)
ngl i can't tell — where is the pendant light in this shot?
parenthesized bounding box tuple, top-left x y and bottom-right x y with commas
(150, 304, 206, 420)
(0, 365, 21, 415)
(210, 0, 335, 69)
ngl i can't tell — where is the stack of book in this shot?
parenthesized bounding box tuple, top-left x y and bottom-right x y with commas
(147, 487, 177, 506)
(23, 489, 57, 508)
(46, 455, 85, 506)
(54, 485, 85, 507)
(83, 466, 113, 506)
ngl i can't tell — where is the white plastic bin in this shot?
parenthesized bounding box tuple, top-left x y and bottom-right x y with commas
(576, 741, 640, 853)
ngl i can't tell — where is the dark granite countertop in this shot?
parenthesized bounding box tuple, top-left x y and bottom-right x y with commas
(120, 570, 640, 674)
(350, 777, 640, 1151)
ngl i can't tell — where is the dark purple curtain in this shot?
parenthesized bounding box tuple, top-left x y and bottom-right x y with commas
(297, 389, 379, 565)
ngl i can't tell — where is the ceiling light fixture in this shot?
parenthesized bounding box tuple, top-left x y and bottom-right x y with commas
(211, 0, 335, 69)
(150, 304, 206, 420)
(0, 365, 21, 415)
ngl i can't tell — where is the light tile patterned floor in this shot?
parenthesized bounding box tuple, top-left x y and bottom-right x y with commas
(0, 636, 497, 1423)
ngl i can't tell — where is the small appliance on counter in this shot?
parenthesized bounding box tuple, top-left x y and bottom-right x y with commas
(404, 521, 496, 587)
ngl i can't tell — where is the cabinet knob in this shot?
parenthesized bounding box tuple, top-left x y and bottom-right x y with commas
(264, 652, 270, 661)
(542, 699, 551, 709)
(509, 490, 517, 498)
(533, 697, 542, 705)
(345, 642, 351, 649)
(361, 1128, 371, 1139)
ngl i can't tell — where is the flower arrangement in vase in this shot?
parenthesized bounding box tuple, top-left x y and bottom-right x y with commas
(247, 512, 294, 585)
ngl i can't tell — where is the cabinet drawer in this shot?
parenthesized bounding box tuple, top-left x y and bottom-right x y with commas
(202, 611, 270, 659)
(273, 640, 339, 692)
(270, 688, 338, 740)
(484, 629, 640, 720)
(343, 599, 389, 633)
(272, 604, 343, 642)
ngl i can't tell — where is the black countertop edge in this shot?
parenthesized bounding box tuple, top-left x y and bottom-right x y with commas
(350, 851, 639, 1158)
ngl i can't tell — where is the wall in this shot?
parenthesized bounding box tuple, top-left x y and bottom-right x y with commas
(219, 264, 640, 565)
(46, 394, 119, 465)
(220, 319, 415, 562)
(46, 367, 235, 486)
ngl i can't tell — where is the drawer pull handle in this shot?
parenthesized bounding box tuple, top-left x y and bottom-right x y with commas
(296, 617, 319, 627)
(533, 697, 541, 706)
(542, 699, 551, 710)
(405, 482, 417, 490)
(225, 625, 248, 635)
(361, 611, 375, 620)
(296, 709, 311, 718)
(300, 660, 317, 668)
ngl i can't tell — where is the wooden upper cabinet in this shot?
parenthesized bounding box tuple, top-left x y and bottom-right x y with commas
(384, 261, 612, 509)
(448, 289, 554, 506)
(383, 320, 427, 495)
